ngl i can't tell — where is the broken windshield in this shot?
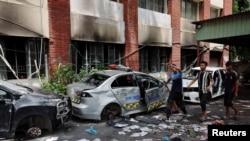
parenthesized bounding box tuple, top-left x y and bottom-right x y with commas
(80, 74, 110, 86)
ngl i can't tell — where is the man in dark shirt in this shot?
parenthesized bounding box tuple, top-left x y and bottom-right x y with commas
(223, 61, 239, 119)
(187, 61, 214, 122)
(165, 64, 187, 120)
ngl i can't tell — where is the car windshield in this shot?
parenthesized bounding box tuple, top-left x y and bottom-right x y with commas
(184, 70, 212, 80)
(79, 73, 110, 86)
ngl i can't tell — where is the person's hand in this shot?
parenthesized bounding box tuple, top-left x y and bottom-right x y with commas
(206, 86, 211, 93)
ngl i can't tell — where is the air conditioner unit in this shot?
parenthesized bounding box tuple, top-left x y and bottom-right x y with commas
(193, 0, 203, 2)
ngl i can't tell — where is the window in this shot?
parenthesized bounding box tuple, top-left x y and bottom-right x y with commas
(181, 0, 197, 20)
(26, 39, 47, 79)
(139, 0, 165, 13)
(71, 42, 122, 72)
(139, 47, 167, 73)
(0, 38, 47, 80)
(210, 7, 221, 18)
(139, 0, 146, 8)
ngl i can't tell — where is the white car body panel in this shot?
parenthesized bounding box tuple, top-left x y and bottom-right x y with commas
(67, 70, 169, 120)
(182, 67, 226, 103)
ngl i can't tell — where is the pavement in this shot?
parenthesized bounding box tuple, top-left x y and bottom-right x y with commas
(5, 86, 250, 141)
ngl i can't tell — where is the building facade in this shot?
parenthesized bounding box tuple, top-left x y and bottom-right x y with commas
(0, 0, 232, 81)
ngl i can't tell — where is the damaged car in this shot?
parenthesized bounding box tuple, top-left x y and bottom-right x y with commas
(182, 67, 226, 103)
(66, 65, 169, 121)
(0, 80, 72, 139)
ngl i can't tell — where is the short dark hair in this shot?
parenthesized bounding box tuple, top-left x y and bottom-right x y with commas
(200, 61, 208, 66)
(225, 61, 233, 66)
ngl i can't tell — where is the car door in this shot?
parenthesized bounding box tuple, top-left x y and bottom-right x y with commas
(138, 74, 166, 111)
(111, 74, 142, 112)
(212, 70, 220, 95)
(212, 69, 225, 97)
(0, 89, 12, 133)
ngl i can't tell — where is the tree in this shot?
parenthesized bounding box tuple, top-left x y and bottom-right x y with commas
(231, 46, 250, 61)
(231, 0, 250, 61)
(233, 0, 250, 13)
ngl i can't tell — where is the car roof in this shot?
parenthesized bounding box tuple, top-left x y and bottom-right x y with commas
(95, 69, 148, 77)
(191, 66, 226, 71)
(95, 69, 133, 76)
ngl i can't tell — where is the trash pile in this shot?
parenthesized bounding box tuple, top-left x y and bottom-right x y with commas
(101, 113, 210, 141)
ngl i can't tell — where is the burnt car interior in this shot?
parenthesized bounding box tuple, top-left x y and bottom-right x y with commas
(84, 74, 109, 86)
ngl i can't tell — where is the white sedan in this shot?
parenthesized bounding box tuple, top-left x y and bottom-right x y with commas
(66, 65, 169, 121)
(182, 67, 226, 103)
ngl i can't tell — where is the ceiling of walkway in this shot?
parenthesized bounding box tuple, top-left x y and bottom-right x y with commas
(192, 11, 250, 47)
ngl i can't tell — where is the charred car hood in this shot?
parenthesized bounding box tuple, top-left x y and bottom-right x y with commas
(32, 89, 63, 98)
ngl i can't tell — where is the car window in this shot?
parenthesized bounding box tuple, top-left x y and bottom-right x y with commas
(184, 70, 212, 79)
(82, 74, 109, 86)
(184, 70, 199, 79)
(137, 74, 159, 89)
(111, 75, 137, 88)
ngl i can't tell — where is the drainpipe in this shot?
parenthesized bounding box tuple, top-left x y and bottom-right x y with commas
(197, 41, 200, 66)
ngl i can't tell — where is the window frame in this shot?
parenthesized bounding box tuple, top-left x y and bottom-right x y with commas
(139, 0, 166, 13)
(181, 0, 198, 20)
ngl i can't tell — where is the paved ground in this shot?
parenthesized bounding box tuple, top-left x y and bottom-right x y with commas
(4, 86, 250, 141)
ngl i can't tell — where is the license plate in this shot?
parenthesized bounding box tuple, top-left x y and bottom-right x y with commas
(71, 97, 81, 104)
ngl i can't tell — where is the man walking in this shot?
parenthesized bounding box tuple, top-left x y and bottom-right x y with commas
(165, 64, 187, 120)
(223, 61, 239, 119)
(187, 61, 214, 122)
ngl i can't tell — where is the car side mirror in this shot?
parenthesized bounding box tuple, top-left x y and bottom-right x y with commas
(158, 82, 163, 87)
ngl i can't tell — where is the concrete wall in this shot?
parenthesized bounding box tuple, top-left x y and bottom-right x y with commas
(0, 0, 49, 37)
(70, 0, 125, 43)
(210, 0, 223, 8)
(180, 18, 196, 46)
(138, 8, 172, 46)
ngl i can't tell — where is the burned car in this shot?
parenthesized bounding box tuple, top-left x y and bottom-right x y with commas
(66, 65, 168, 121)
(0, 80, 72, 139)
(182, 67, 226, 103)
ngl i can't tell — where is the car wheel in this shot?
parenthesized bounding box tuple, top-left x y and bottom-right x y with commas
(26, 127, 42, 138)
(101, 103, 121, 121)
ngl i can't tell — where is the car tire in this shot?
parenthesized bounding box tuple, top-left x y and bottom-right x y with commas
(26, 127, 42, 138)
(101, 103, 121, 121)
